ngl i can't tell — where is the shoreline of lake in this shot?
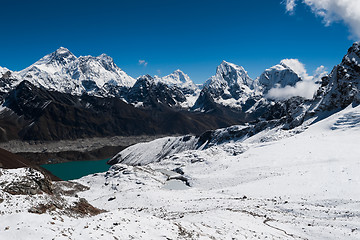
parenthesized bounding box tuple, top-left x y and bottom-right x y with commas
(41, 158, 111, 181)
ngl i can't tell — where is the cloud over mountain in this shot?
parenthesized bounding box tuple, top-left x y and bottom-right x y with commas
(266, 59, 326, 100)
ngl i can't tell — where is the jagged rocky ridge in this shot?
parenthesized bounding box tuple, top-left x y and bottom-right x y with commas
(110, 42, 360, 166)
(0, 80, 247, 141)
(191, 59, 311, 119)
(0, 43, 358, 142)
(0, 47, 200, 108)
(126, 75, 188, 108)
(1, 43, 360, 240)
(18, 47, 136, 96)
(311, 42, 360, 111)
(194, 61, 260, 109)
(0, 47, 310, 112)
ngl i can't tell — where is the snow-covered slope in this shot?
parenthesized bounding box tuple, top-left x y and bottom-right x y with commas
(91, 104, 360, 239)
(109, 135, 199, 165)
(1, 99, 360, 239)
(17, 47, 136, 96)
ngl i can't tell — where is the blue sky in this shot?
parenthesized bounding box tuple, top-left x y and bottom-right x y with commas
(0, 0, 356, 83)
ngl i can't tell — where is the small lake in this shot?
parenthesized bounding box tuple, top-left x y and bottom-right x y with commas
(41, 159, 111, 181)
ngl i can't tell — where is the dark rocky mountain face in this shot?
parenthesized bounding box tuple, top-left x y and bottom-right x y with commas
(127, 75, 187, 109)
(262, 43, 360, 130)
(0, 71, 19, 102)
(1, 43, 360, 143)
(195, 61, 257, 110)
(0, 81, 248, 141)
(312, 42, 360, 112)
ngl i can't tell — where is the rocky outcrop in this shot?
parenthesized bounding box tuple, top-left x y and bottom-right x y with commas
(127, 75, 187, 108)
(311, 42, 360, 112)
(1, 168, 53, 195)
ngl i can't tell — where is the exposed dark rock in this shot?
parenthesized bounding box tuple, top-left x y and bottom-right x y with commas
(172, 168, 184, 175)
(68, 198, 105, 216)
(52, 181, 90, 196)
(312, 42, 360, 112)
(168, 175, 190, 187)
(108, 196, 116, 201)
(28, 203, 60, 214)
(28, 197, 104, 216)
(3, 168, 53, 195)
(0, 81, 247, 142)
(127, 75, 187, 109)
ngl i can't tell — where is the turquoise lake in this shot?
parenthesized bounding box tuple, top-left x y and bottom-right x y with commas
(41, 159, 110, 181)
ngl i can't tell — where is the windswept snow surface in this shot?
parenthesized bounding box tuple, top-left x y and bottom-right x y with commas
(110, 135, 199, 165)
(1, 106, 360, 239)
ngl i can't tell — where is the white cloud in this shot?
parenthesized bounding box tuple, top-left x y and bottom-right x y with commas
(281, 59, 312, 81)
(313, 65, 328, 82)
(267, 80, 320, 100)
(267, 59, 327, 100)
(285, 0, 360, 39)
(285, 0, 297, 14)
(138, 59, 148, 67)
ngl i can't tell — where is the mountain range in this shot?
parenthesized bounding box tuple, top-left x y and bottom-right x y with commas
(0, 43, 358, 141)
(1, 42, 360, 239)
(0, 46, 316, 109)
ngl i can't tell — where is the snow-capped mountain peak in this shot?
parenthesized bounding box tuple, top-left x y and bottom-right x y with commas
(16, 47, 136, 96)
(258, 60, 303, 93)
(35, 47, 76, 66)
(138, 74, 155, 82)
(155, 69, 197, 90)
(193, 61, 260, 110)
(151, 70, 200, 108)
(169, 69, 191, 83)
(218, 60, 244, 72)
(342, 41, 360, 68)
(0, 66, 10, 76)
(56, 46, 71, 54)
(206, 60, 254, 91)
